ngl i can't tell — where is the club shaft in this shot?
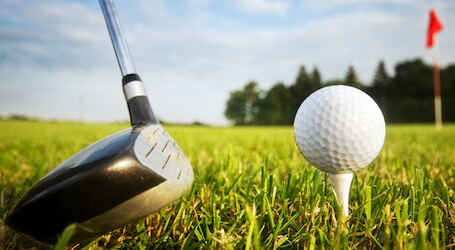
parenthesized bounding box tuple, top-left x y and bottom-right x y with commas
(99, 0, 158, 126)
(99, 0, 136, 76)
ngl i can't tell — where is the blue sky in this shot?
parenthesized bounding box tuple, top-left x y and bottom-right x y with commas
(1, 0, 454, 125)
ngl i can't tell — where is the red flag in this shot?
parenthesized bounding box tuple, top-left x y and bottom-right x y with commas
(426, 9, 443, 48)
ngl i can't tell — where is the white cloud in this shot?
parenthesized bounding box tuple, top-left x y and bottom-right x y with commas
(127, 0, 168, 20)
(304, 0, 413, 10)
(2, 1, 115, 75)
(231, 0, 290, 16)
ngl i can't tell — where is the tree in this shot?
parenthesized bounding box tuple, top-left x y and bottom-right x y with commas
(257, 83, 294, 125)
(290, 66, 321, 115)
(310, 67, 322, 90)
(372, 60, 390, 87)
(368, 60, 391, 116)
(388, 59, 433, 122)
(290, 66, 311, 100)
(344, 65, 363, 88)
(224, 81, 261, 125)
(225, 59, 455, 125)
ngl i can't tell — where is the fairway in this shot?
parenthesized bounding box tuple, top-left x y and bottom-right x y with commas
(1, 121, 454, 249)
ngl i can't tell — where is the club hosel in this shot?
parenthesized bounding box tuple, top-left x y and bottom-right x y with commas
(122, 74, 158, 126)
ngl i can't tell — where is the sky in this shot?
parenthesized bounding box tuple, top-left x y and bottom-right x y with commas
(0, 0, 454, 125)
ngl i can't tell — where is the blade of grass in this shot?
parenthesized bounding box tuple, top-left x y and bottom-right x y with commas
(52, 223, 76, 250)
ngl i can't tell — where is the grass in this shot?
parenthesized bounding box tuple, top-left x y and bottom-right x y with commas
(0, 120, 454, 249)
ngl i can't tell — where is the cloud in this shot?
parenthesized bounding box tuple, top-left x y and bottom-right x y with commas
(127, 0, 168, 20)
(304, 0, 413, 10)
(0, 1, 123, 121)
(133, 9, 407, 82)
(0, 0, 110, 70)
(231, 0, 290, 16)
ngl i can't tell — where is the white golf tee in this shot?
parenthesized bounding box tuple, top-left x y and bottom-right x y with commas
(328, 172, 353, 217)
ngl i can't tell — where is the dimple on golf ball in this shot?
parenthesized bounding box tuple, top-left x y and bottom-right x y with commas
(293, 85, 386, 174)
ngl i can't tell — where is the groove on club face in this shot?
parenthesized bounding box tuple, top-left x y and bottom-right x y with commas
(5, 124, 194, 243)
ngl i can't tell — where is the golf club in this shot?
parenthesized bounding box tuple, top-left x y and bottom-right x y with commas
(5, 0, 194, 244)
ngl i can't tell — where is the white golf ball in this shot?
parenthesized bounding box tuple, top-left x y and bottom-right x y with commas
(293, 85, 386, 174)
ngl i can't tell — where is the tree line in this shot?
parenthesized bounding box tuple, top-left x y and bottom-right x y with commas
(225, 58, 455, 125)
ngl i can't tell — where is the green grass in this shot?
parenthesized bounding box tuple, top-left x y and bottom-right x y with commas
(1, 121, 454, 249)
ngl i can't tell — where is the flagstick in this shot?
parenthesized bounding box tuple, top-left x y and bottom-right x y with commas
(433, 35, 442, 130)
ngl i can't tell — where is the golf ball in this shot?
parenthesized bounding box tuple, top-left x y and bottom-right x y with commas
(293, 85, 385, 174)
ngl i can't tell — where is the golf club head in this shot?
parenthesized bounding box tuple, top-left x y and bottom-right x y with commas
(5, 122, 194, 244)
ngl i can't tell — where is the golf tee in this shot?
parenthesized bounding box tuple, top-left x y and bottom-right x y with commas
(328, 172, 353, 217)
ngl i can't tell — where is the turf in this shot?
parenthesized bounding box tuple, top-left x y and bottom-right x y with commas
(0, 121, 454, 249)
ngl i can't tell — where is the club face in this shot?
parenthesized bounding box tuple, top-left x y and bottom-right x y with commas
(5, 124, 194, 244)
